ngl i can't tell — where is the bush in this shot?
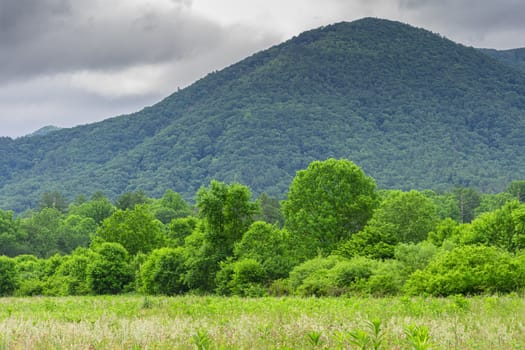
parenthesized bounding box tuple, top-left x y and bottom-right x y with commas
(288, 256, 389, 296)
(405, 245, 524, 296)
(87, 243, 133, 294)
(288, 256, 341, 292)
(49, 248, 96, 296)
(216, 258, 267, 296)
(329, 256, 377, 287)
(13, 255, 45, 296)
(0, 256, 18, 296)
(366, 260, 405, 296)
(141, 247, 187, 295)
(234, 222, 299, 280)
(394, 242, 438, 275)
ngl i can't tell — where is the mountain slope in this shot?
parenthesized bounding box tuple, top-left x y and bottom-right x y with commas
(480, 48, 525, 73)
(2, 18, 525, 212)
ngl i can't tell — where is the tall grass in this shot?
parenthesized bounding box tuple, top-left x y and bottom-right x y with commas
(0, 295, 523, 349)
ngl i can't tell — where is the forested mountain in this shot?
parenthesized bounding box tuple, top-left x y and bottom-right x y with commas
(26, 126, 62, 137)
(480, 48, 525, 73)
(2, 17, 525, 212)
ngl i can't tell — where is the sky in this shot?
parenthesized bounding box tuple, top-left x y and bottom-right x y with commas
(2, 0, 525, 138)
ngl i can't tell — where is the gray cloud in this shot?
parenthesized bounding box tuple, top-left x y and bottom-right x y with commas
(0, 0, 281, 137)
(2, 0, 525, 137)
(395, 0, 525, 48)
(0, 0, 278, 82)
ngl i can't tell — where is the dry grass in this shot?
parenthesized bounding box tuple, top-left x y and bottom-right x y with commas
(0, 295, 524, 349)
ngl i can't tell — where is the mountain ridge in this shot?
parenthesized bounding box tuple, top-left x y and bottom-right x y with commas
(2, 17, 525, 212)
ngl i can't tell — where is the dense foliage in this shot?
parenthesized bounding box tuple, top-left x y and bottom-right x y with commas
(1, 158, 525, 298)
(2, 18, 525, 212)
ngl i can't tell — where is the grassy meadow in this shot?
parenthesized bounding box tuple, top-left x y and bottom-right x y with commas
(0, 295, 524, 349)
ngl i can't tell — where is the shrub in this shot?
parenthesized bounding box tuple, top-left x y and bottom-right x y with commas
(0, 256, 18, 296)
(87, 243, 133, 294)
(394, 242, 438, 275)
(288, 256, 341, 292)
(405, 245, 524, 296)
(366, 260, 405, 296)
(216, 258, 267, 296)
(13, 255, 45, 296)
(50, 248, 96, 296)
(234, 222, 299, 280)
(141, 247, 187, 295)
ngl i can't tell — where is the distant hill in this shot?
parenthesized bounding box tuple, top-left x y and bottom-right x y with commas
(2, 17, 525, 212)
(480, 48, 525, 73)
(26, 125, 62, 137)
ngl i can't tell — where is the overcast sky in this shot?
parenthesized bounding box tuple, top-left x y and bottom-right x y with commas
(2, 0, 525, 138)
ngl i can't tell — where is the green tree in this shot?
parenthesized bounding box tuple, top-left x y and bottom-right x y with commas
(475, 192, 514, 217)
(166, 216, 199, 247)
(68, 196, 115, 225)
(253, 193, 284, 227)
(20, 208, 63, 258)
(215, 258, 267, 296)
(282, 158, 378, 257)
(13, 254, 46, 296)
(453, 187, 482, 223)
(87, 242, 133, 294)
(39, 190, 68, 213)
(150, 189, 193, 224)
(462, 201, 525, 252)
(182, 228, 217, 291)
(234, 221, 298, 280)
(338, 190, 438, 259)
(196, 180, 258, 260)
(427, 218, 462, 246)
(140, 247, 187, 295)
(0, 256, 18, 296)
(183, 180, 258, 292)
(48, 248, 96, 296)
(114, 190, 149, 210)
(55, 215, 96, 254)
(95, 204, 164, 255)
(423, 190, 461, 221)
(507, 180, 525, 203)
(0, 209, 27, 257)
(405, 245, 524, 296)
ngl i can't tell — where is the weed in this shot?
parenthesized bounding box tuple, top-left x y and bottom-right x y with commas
(141, 296, 154, 309)
(367, 319, 384, 350)
(193, 328, 211, 350)
(348, 319, 384, 350)
(349, 329, 371, 349)
(306, 330, 323, 348)
(404, 324, 433, 350)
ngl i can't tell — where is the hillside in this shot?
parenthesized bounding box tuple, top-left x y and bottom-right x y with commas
(480, 48, 525, 73)
(2, 17, 525, 212)
(26, 125, 62, 137)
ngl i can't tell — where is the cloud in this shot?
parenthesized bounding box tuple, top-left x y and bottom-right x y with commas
(0, 0, 280, 137)
(396, 0, 525, 48)
(0, 0, 279, 82)
(2, 0, 525, 137)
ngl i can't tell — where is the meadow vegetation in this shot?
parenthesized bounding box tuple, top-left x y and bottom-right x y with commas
(0, 295, 524, 349)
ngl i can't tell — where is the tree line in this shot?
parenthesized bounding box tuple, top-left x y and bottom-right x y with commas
(1, 158, 525, 297)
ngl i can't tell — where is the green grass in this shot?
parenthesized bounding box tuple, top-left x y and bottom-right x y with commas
(0, 295, 524, 349)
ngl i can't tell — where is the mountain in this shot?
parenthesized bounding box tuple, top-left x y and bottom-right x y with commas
(480, 48, 525, 73)
(2, 17, 525, 212)
(26, 125, 62, 137)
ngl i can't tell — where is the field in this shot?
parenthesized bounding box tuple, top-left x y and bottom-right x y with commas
(0, 295, 524, 349)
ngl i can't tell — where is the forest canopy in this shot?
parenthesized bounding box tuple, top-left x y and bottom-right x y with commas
(1, 158, 525, 298)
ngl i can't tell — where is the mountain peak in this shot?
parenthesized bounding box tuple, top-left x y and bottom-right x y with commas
(2, 19, 525, 212)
